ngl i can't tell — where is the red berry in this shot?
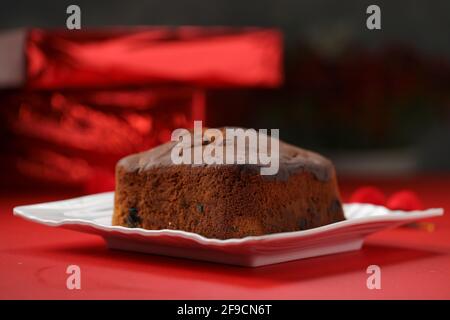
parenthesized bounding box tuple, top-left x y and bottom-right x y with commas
(349, 186, 386, 205)
(386, 190, 423, 211)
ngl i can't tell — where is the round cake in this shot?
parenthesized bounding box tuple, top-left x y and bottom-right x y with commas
(112, 128, 345, 239)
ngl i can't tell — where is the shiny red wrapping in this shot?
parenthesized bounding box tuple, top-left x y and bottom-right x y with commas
(26, 27, 283, 89)
(0, 87, 205, 191)
(1, 27, 283, 191)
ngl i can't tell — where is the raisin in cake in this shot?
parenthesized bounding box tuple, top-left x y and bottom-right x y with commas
(113, 129, 345, 239)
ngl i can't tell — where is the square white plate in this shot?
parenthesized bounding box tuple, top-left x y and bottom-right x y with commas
(13, 192, 443, 267)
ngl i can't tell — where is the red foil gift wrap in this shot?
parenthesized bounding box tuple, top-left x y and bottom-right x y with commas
(26, 27, 283, 89)
(0, 87, 203, 191)
(0, 27, 283, 191)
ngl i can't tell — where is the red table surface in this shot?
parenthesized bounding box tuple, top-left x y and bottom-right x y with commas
(1, 176, 449, 300)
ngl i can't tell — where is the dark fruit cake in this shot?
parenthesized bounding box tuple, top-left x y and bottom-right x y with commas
(112, 129, 345, 239)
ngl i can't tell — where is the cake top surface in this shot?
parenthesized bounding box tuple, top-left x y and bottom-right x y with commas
(118, 128, 334, 181)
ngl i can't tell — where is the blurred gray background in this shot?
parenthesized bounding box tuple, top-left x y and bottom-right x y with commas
(1, 0, 449, 55)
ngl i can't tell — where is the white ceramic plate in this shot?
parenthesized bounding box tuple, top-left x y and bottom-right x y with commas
(13, 192, 443, 267)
